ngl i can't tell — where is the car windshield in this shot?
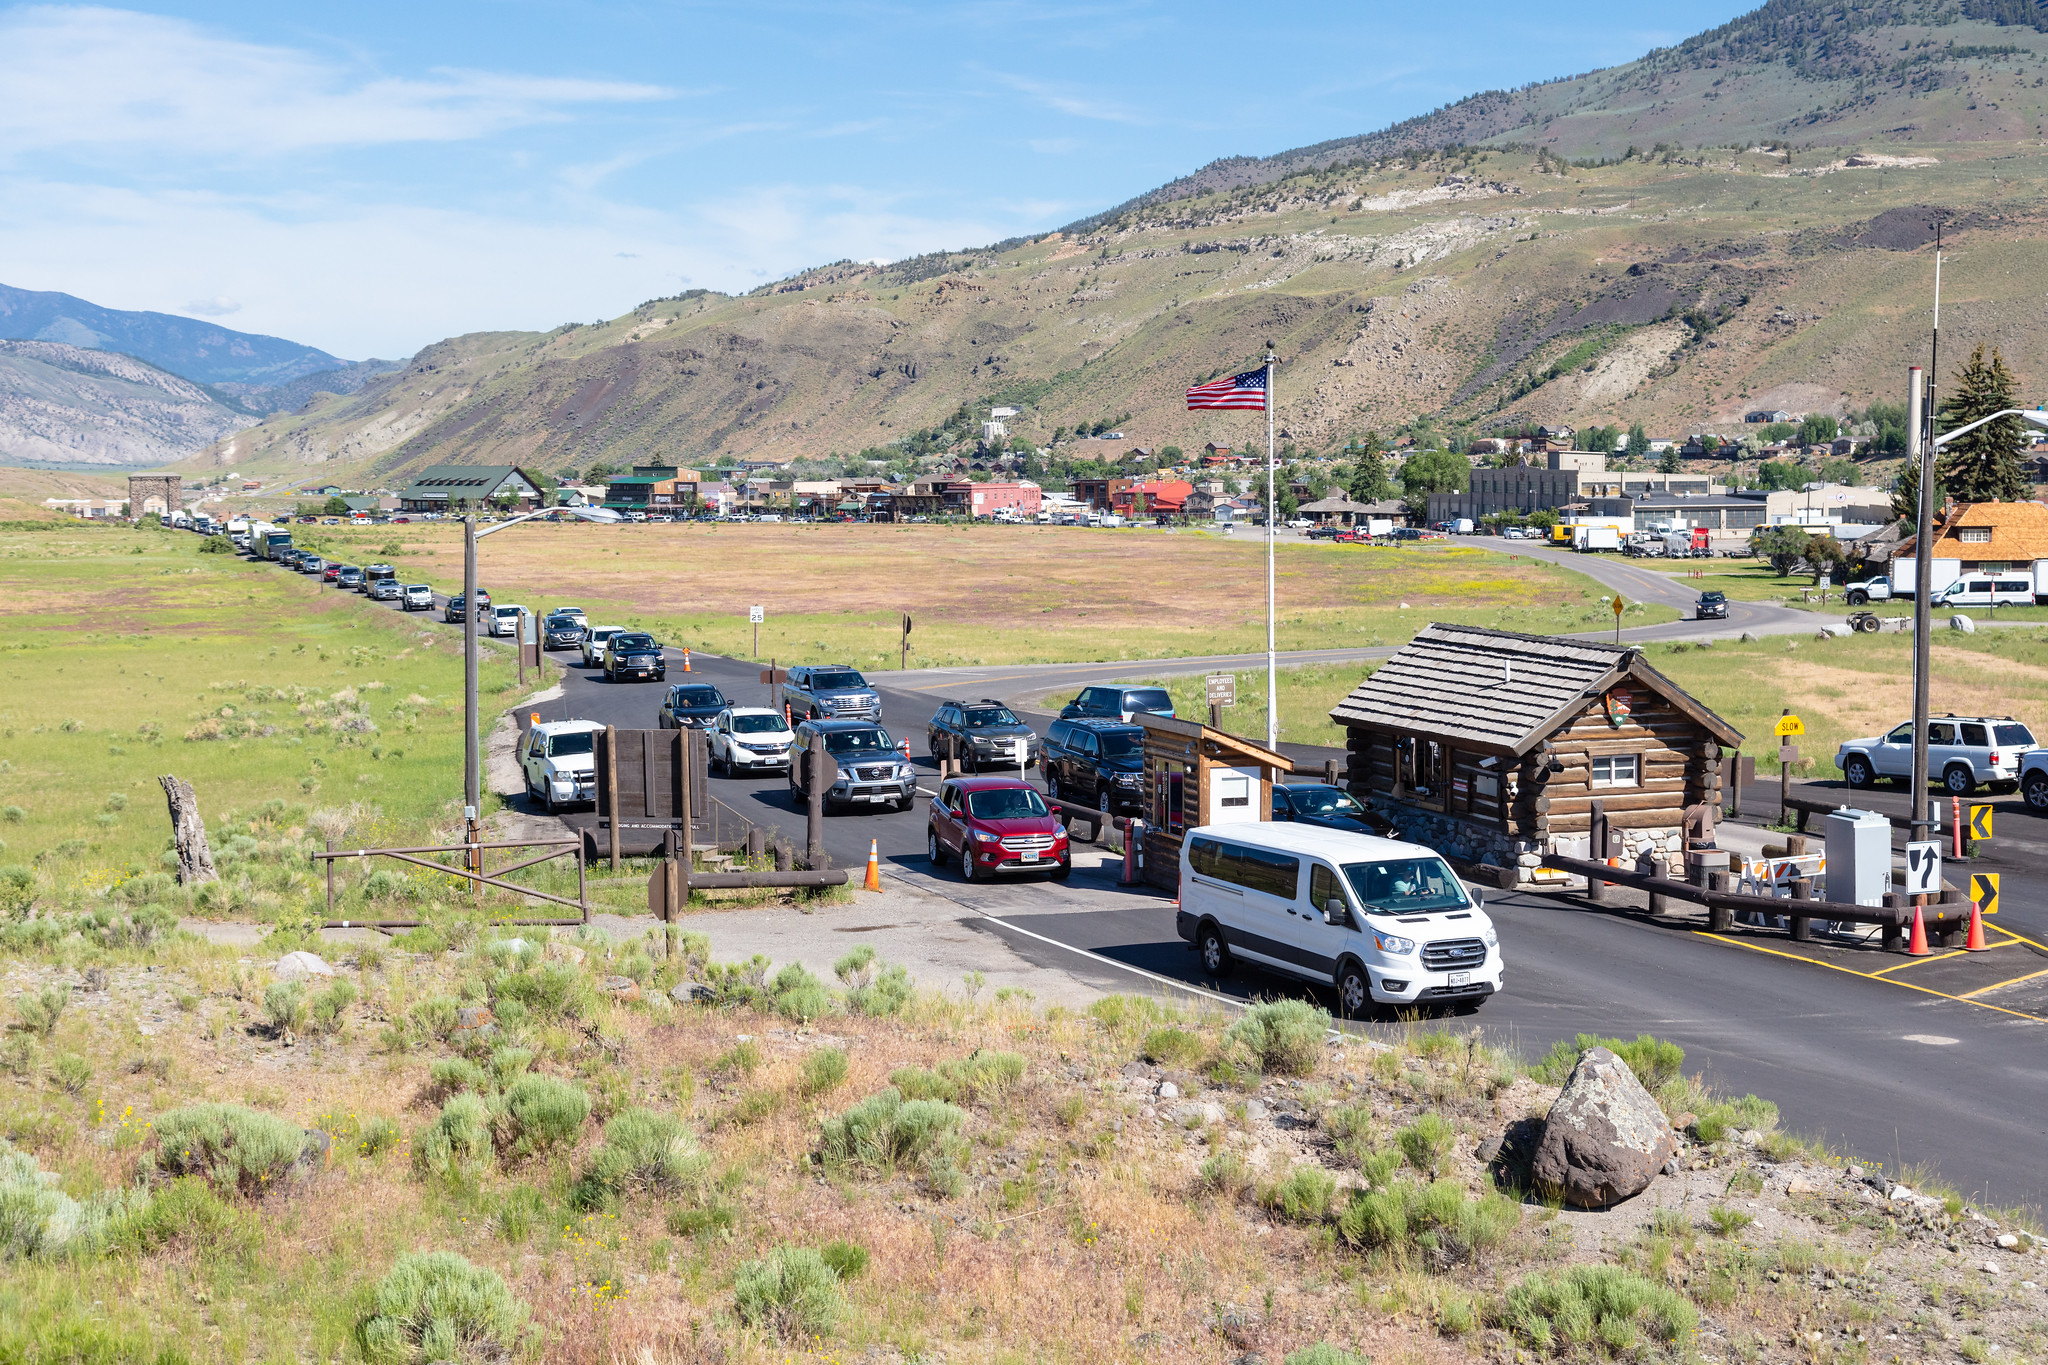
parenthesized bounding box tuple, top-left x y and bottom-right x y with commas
(1098, 731, 1144, 758)
(823, 727, 892, 754)
(732, 713, 785, 735)
(813, 671, 867, 691)
(1341, 856, 1471, 914)
(670, 686, 723, 707)
(966, 788, 1049, 820)
(408, 585, 429, 593)
(612, 634, 656, 651)
(1293, 787, 1365, 816)
(1700, 592, 1725, 603)
(1123, 689, 1172, 712)
(963, 707, 1018, 728)
(547, 732, 596, 757)
(1994, 723, 2035, 747)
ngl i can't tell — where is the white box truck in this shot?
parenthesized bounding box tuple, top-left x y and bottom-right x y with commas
(1575, 525, 1622, 552)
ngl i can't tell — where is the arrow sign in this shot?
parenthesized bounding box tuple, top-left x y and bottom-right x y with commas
(1905, 840, 1943, 896)
(1969, 804, 1994, 841)
(1970, 872, 2000, 917)
(1774, 714, 1805, 738)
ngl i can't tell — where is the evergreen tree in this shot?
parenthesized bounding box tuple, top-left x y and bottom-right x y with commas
(1891, 459, 1945, 524)
(1935, 345, 2028, 503)
(1625, 424, 1650, 459)
(1346, 432, 1393, 502)
(1658, 446, 1681, 474)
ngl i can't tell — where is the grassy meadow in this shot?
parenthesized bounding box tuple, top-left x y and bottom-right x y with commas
(291, 520, 1674, 670)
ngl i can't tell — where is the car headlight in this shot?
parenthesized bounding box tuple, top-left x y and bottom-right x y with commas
(1481, 927, 1498, 949)
(1372, 929, 1416, 955)
(971, 829, 1000, 844)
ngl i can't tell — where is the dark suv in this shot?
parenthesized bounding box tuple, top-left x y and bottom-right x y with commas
(658, 682, 728, 728)
(927, 698, 1040, 771)
(1695, 591, 1729, 621)
(784, 665, 881, 722)
(604, 632, 666, 683)
(1270, 782, 1399, 837)
(790, 719, 915, 812)
(1058, 684, 1174, 723)
(542, 613, 586, 651)
(443, 590, 491, 624)
(1043, 717, 1146, 813)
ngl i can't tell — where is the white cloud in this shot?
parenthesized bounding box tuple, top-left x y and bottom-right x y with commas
(985, 70, 1145, 124)
(0, 5, 672, 158)
(179, 296, 239, 316)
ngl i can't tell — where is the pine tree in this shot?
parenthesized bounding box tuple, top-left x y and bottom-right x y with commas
(1934, 345, 2027, 504)
(1625, 424, 1650, 459)
(1347, 431, 1392, 502)
(1890, 459, 1945, 525)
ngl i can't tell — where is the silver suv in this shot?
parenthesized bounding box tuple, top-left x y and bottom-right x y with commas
(784, 665, 881, 722)
(1835, 715, 2036, 795)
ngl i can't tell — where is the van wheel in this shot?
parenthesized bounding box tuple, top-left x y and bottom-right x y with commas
(1336, 960, 1371, 1018)
(1944, 764, 1976, 796)
(1199, 924, 1231, 977)
(1843, 755, 1873, 789)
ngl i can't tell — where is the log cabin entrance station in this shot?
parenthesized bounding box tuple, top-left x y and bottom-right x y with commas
(1329, 624, 1743, 887)
(1133, 713, 1291, 891)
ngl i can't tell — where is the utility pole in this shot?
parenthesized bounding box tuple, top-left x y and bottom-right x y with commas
(1264, 341, 1278, 750)
(463, 514, 480, 872)
(1907, 367, 1932, 842)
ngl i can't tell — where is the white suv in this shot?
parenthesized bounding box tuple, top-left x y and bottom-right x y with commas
(1176, 823, 1502, 1015)
(490, 604, 526, 638)
(708, 706, 796, 774)
(580, 626, 624, 667)
(519, 719, 602, 813)
(1836, 715, 2036, 796)
(401, 584, 434, 611)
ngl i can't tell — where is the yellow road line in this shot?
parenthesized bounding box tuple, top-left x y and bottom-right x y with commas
(1693, 932, 2048, 1023)
(1959, 966, 2048, 999)
(1867, 951, 1966, 975)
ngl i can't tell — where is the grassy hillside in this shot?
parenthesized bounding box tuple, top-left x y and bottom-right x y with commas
(176, 4, 2048, 487)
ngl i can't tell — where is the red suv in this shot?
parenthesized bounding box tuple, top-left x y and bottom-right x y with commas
(927, 776, 1070, 882)
(322, 563, 342, 582)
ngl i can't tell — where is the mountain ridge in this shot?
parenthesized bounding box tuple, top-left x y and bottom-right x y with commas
(0, 283, 350, 388)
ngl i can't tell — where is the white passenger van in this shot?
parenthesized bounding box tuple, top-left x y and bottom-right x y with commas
(1175, 823, 1502, 1015)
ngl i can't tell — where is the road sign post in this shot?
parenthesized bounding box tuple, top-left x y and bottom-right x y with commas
(1611, 593, 1625, 643)
(749, 604, 764, 658)
(1205, 673, 1236, 730)
(1773, 712, 1804, 826)
(760, 661, 787, 708)
(1970, 871, 2000, 916)
(901, 612, 913, 672)
(1969, 802, 1993, 843)
(1905, 840, 1943, 902)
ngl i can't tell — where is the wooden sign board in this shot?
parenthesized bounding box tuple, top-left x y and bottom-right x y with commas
(1205, 673, 1236, 707)
(596, 728, 707, 823)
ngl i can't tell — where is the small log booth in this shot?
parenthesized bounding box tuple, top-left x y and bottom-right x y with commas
(1133, 713, 1291, 891)
(1329, 624, 1744, 887)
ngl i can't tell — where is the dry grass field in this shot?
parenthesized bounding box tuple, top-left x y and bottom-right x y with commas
(297, 522, 1671, 669)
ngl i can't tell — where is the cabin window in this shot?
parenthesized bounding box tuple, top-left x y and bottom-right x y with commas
(1590, 753, 1639, 788)
(1957, 527, 1992, 544)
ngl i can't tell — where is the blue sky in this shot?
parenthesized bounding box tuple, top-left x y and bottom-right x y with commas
(0, 1, 1748, 360)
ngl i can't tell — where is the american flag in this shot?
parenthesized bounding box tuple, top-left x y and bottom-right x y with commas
(1185, 367, 1268, 411)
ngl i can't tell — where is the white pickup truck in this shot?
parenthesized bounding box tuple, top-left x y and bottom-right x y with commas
(1843, 576, 1894, 605)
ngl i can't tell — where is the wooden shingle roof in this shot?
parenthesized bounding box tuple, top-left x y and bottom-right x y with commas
(1328, 623, 1741, 755)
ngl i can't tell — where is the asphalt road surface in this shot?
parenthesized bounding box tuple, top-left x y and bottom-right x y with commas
(311, 552, 2046, 1209)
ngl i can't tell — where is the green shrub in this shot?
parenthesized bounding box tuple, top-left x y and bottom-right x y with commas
(0, 867, 34, 919)
(488, 1045, 536, 1085)
(734, 1245, 843, 1340)
(263, 980, 308, 1034)
(358, 1117, 401, 1158)
(1142, 1026, 1206, 1068)
(13, 985, 66, 1039)
(1495, 1264, 1696, 1356)
(1338, 1179, 1521, 1263)
(666, 1203, 737, 1238)
(715, 1040, 762, 1077)
(818, 1087, 967, 1178)
(491, 962, 592, 1021)
(573, 1108, 708, 1210)
(1, 1138, 122, 1258)
(802, 1048, 850, 1095)
(429, 1058, 488, 1098)
(50, 1054, 90, 1095)
(1286, 1346, 1369, 1365)
(768, 963, 832, 1022)
(152, 1103, 317, 1195)
(819, 1238, 869, 1278)
(1224, 1000, 1328, 1076)
(1337, 1187, 1408, 1250)
(415, 1095, 493, 1180)
(357, 1250, 528, 1364)
(1263, 1164, 1338, 1222)
(1532, 1033, 1684, 1091)
(113, 1174, 253, 1257)
(887, 1049, 1025, 1104)
(311, 979, 359, 1033)
(1200, 1150, 1253, 1198)
(493, 1075, 589, 1158)
(1087, 994, 1178, 1041)
(1397, 1113, 1455, 1174)
(1707, 1204, 1753, 1237)
(847, 964, 912, 1017)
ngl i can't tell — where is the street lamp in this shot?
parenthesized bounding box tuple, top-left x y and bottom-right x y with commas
(1902, 399, 2048, 839)
(462, 503, 624, 852)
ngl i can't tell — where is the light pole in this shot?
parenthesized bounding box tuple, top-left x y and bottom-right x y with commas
(462, 503, 623, 855)
(1903, 400, 2048, 841)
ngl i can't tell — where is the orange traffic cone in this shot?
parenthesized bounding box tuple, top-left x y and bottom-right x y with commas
(1906, 902, 1931, 956)
(1964, 899, 1989, 952)
(683, 648, 692, 673)
(863, 839, 881, 892)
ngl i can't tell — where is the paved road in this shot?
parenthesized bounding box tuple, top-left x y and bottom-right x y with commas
(301, 553, 2047, 1209)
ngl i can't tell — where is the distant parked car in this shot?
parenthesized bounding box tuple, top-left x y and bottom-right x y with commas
(542, 613, 586, 650)
(401, 584, 433, 611)
(443, 589, 490, 623)
(1269, 783, 1399, 837)
(1835, 715, 2036, 795)
(1043, 717, 1145, 813)
(927, 699, 1039, 771)
(489, 605, 526, 638)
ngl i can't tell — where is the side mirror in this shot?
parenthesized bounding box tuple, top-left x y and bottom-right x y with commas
(1472, 887, 1486, 911)
(1322, 898, 1349, 926)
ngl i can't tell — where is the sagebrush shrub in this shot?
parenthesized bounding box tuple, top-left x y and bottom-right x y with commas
(415, 1095, 493, 1180)
(1142, 1026, 1206, 1068)
(263, 981, 308, 1034)
(152, 1104, 315, 1196)
(311, 980, 359, 1033)
(769, 963, 832, 1022)
(573, 1108, 708, 1209)
(802, 1048, 850, 1095)
(1263, 1164, 1337, 1222)
(818, 1087, 966, 1176)
(1397, 1113, 1455, 1174)
(734, 1245, 843, 1339)
(357, 1250, 528, 1364)
(1286, 1346, 1369, 1365)
(493, 1075, 589, 1158)
(13, 985, 66, 1039)
(888, 1049, 1025, 1104)
(1495, 1264, 1696, 1356)
(1224, 1000, 1328, 1075)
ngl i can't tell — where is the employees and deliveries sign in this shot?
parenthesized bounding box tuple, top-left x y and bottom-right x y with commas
(1205, 674, 1236, 707)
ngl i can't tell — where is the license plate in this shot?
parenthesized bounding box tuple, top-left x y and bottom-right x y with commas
(1448, 971, 1471, 986)
(1020, 853, 1040, 863)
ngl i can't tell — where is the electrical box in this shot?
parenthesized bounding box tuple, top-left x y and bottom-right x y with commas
(1825, 807, 1892, 907)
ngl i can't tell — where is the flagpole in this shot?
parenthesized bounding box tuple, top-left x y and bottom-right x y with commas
(1265, 341, 1277, 750)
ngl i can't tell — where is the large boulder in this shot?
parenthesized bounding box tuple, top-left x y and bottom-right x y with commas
(274, 951, 337, 982)
(1531, 1047, 1678, 1208)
